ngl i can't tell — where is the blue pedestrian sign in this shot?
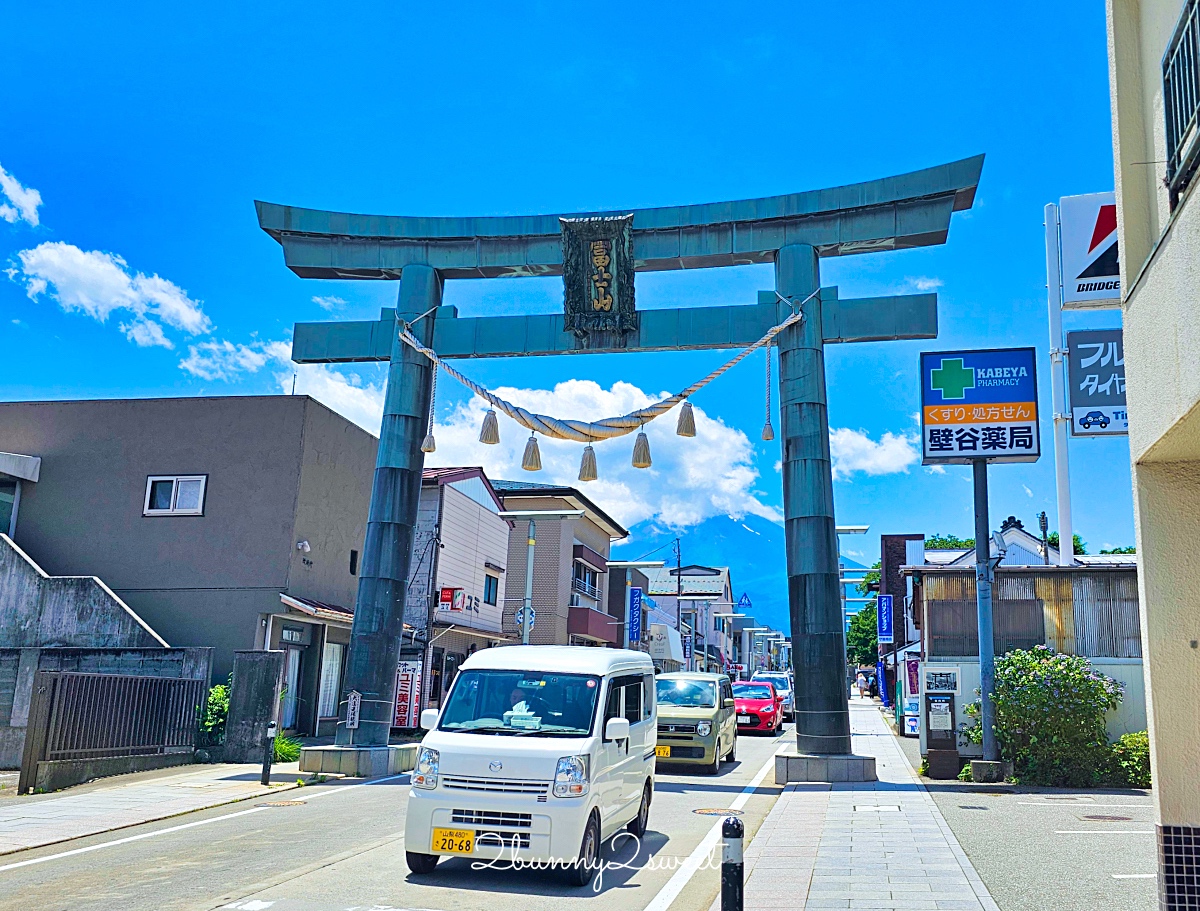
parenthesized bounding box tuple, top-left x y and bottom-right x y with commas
(629, 587, 643, 643)
(877, 594, 894, 645)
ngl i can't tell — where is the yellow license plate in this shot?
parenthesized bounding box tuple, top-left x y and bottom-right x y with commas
(431, 827, 474, 855)
(655, 745, 671, 758)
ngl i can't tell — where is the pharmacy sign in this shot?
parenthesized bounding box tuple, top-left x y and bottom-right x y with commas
(920, 347, 1041, 464)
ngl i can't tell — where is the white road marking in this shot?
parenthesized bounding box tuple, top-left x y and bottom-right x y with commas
(0, 772, 411, 874)
(1018, 802, 1151, 808)
(1055, 830, 1155, 835)
(640, 745, 784, 911)
(1113, 873, 1157, 879)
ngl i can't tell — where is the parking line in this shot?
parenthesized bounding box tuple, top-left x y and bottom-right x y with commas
(640, 745, 783, 911)
(0, 772, 410, 874)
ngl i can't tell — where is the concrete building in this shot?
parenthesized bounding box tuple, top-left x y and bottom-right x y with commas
(1107, 0, 1200, 897)
(642, 565, 735, 672)
(0, 396, 375, 736)
(400, 468, 512, 720)
(490, 481, 628, 648)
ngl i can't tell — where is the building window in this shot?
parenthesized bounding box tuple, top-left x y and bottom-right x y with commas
(350, 549, 359, 576)
(318, 641, 344, 718)
(572, 561, 601, 600)
(483, 574, 499, 605)
(143, 475, 206, 516)
(0, 479, 17, 537)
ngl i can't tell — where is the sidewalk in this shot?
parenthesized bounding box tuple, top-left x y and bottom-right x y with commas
(0, 761, 306, 856)
(734, 701, 1000, 910)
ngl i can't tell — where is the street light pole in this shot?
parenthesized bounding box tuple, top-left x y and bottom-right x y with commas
(522, 518, 535, 646)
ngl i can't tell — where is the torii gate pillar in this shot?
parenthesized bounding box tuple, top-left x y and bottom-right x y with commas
(777, 244, 853, 757)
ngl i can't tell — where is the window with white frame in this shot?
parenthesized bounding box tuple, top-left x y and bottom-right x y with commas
(143, 475, 207, 516)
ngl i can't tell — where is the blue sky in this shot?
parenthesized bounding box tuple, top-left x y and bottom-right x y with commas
(0, 0, 1135, 569)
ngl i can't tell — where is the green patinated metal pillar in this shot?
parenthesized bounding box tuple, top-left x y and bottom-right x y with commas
(336, 265, 441, 746)
(776, 244, 852, 755)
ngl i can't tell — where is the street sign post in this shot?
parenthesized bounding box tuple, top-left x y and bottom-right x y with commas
(1066, 329, 1127, 436)
(877, 594, 894, 645)
(919, 347, 1042, 768)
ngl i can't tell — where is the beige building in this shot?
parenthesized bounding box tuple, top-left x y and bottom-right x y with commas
(491, 481, 628, 648)
(1107, 0, 1200, 899)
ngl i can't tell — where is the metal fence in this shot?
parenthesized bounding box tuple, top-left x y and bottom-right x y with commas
(19, 671, 205, 793)
(1165, 0, 1200, 209)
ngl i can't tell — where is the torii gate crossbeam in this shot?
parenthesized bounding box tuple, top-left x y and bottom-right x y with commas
(258, 155, 983, 780)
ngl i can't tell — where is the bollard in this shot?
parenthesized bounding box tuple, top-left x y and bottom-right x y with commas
(261, 720, 277, 786)
(721, 816, 744, 911)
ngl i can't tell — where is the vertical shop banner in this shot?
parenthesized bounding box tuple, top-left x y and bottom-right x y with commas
(921, 348, 1041, 464)
(877, 594, 894, 644)
(629, 587, 643, 643)
(394, 660, 422, 727)
(1066, 328, 1127, 436)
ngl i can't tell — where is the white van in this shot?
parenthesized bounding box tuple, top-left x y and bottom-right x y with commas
(404, 646, 657, 886)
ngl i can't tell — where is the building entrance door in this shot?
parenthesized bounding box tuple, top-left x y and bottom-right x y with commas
(282, 647, 302, 729)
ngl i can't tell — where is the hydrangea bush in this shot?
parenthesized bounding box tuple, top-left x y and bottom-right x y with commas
(963, 645, 1125, 787)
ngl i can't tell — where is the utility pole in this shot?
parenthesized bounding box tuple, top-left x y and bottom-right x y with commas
(522, 518, 535, 645)
(973, 461, 999, 763)
(1045, 203, 1075, 566)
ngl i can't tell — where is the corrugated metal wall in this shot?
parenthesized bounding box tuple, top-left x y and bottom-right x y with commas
(920, 568, 1139, 658)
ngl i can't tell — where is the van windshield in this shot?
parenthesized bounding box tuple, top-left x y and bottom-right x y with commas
(755, 674, 790, 692)
(438, 670, 601, 736)
(656, 679, 717, 708)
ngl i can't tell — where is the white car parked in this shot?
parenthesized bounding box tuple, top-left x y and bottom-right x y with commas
(404, 646, 657, 886)
(751, 671, 794, 721)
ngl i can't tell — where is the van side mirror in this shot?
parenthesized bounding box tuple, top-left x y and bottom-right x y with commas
(723, 698, 736, 708)
(420, 708, 439, 731)
(605, 717, 631, 741)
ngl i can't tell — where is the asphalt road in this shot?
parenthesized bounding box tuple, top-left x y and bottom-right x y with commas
(0, 727, 787, 911)
(894, 726, 1157, 911)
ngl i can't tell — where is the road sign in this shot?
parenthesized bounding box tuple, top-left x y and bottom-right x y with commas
(1066, 329, 1127, 436)
(629, 588, 643, 643)
(515, 607, 536, 629)
(877, 594, 894, 645)
(920, 347, 1040, 464)
(1059, 192, 1120, 309)
(346, 690, 362, 729)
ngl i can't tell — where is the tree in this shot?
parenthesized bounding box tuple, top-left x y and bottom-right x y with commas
(926, 533, 974, 549)
(846, 603, 878, 667)
(855, 560, 881, 597)
(1047, 532, 1088, 555)
(1100, 545, 1136, 554)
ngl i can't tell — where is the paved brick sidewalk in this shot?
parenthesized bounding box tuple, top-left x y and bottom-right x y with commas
(0, 762, 303, 856)
(733, 702, 1000, 910)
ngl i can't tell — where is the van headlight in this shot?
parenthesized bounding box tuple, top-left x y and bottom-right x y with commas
(412, 746, 439, 789)
(553, 755, 590, 798)
(696, 721, 712, 737)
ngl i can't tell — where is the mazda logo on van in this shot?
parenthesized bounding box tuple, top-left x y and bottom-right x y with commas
(489, 760, 503, 772)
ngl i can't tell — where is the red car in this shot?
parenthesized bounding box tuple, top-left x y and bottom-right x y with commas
(733, 681, 783, 734)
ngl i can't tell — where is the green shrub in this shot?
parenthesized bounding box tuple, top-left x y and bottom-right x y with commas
(1111, 731, 1151, 788)
(274, 735, 302, 763)
(963, 646, 1123, 787)
(957, 762, 973, 782)
(201, 680, 231, 736)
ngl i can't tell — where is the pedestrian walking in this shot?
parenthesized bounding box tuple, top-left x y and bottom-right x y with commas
(856, 671, 868, 699)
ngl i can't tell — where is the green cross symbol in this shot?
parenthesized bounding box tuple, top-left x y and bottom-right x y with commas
(930, 357, 975, 400)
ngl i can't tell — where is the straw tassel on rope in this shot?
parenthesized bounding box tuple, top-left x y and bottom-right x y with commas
(522, 433, 542, 471)
(631, 427, 652, 469)
(479, 408, 500, 445)
(761, 345, 775, 442)
(578, 444, 598, 482)
(676, 399, 696, 437)
(421, 364, 438, 453)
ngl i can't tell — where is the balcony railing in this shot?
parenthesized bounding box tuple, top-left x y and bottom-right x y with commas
(1165, 0, 1200, 209)
(572, 577, 603, 601)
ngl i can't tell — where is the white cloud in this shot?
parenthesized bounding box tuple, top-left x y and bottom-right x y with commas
(910, 276, 944, 292)
(179, 339, 275, 381)
(426, 380, 782, 530)
(15, 241, 211, 344)
(1023, 484, 1034, 498)
(925, 464, 947, 475)
(0, 163, 42, 226)
(313, 295, 347, 311)
(829, 427, 920, 480)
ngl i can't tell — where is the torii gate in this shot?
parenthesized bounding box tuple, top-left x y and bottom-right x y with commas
(257, 155, 983, 780)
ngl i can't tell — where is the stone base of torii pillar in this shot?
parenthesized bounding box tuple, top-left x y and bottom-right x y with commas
(774, 750, 878, 784)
